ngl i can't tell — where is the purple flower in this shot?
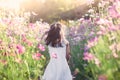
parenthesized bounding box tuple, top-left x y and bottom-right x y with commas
(88, 31, 94, 37)
(84, 46, 89, 52)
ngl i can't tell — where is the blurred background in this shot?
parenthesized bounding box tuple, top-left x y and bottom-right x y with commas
(0, 0, 99, 23)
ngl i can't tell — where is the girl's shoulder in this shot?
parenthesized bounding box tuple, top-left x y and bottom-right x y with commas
(62, 38, 69, 45)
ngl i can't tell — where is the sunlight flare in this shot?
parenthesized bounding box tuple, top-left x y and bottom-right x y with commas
(0, 0, 24, 10)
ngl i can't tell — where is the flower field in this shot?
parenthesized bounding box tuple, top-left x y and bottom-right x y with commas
(0, 10, 49, 80)
(0, 0, 120, 80)
(69, 0, 120, 80)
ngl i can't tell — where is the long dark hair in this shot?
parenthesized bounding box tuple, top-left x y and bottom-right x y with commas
(45, 22, 64, 47)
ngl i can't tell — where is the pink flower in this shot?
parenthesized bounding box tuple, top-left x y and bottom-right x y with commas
(16, 44, 25, 54)
(87, 37, 98, 48)
(32, 53, 42, 60)
(2, 18, 11, 24)
(22, 34, 27, 42)
(78, 18, 84, 23)
(112, 52, 119, 58)
(87, 42, 95, 48)
(52, 53, 57, 59)
(108, 5, 120, 18)
(97, 31, 104, 35)
(107, 22, 118, 31)
(98, 74, 107, 80)
(0, 60, 7, 65)
(0, 39, 2, 44)
(83, 52, 95, 61)
(26, 40, 33, 46)
(97, 25, 107, 36)
(22, 34, 33, 46)
(38, 44, 45, 51)
(28, 23, 35, 29)
(96, 18, 109, 25)
(94, 58, 100, 66)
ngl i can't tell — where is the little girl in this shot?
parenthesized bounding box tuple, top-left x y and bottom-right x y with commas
(42, 22, 72, 80)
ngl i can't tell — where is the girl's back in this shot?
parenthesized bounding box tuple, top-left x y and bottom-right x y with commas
(48, 42, 66, 60)
(42, 22, 72, 80)
(42, 43, 72, 80)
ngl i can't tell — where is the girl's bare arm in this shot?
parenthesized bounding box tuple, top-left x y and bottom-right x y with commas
(66, 43, 71, 61)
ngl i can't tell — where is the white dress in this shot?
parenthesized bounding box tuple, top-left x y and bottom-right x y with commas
(42, 43, 72, 80)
